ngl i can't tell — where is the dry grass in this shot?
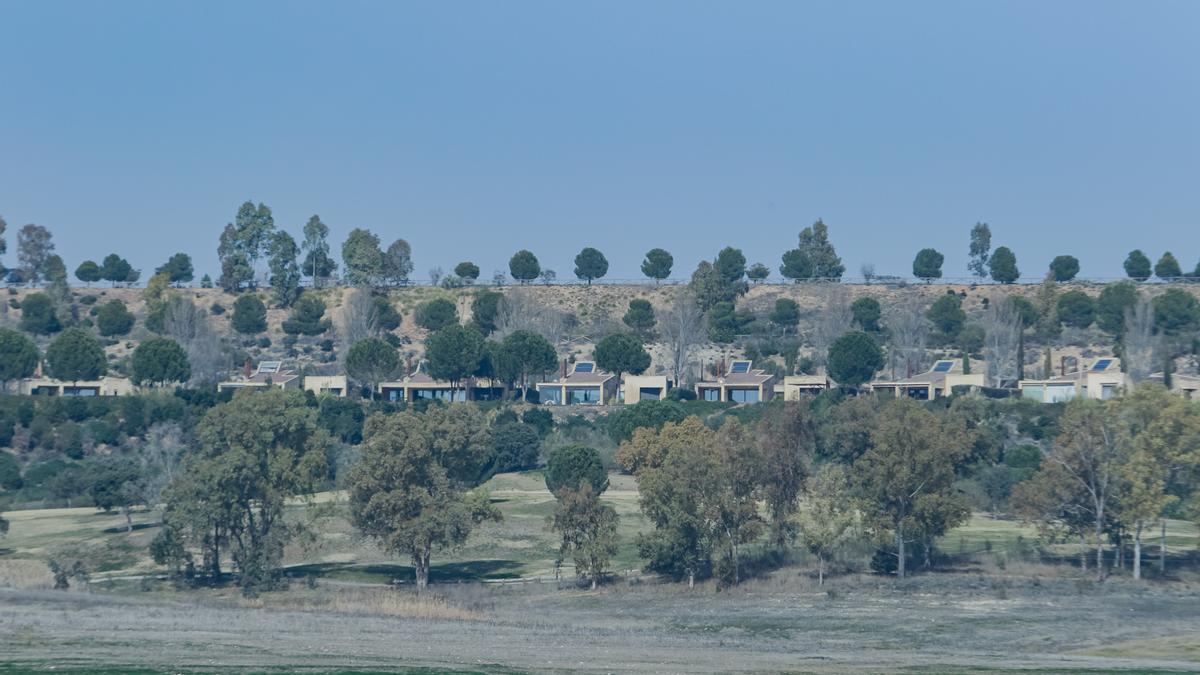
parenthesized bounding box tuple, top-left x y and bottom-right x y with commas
(0, 558, 54, 589)
(236, 587, 485, 621)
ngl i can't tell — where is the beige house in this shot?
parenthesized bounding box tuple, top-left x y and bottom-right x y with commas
(776, 374, 833, 400)
(217, 361, 301, 393)
(377, 364, 503, 403)
(1019, 357, 1129, 403)
(869, 359, 983, 400)
(620, 374, 672, 404)
(19, 376, 136, 397)
(536, 361, 618, 406)
(1146, 372, 1200, 400)
(304, 375, 348, 397)
(695, 360, 777, 403)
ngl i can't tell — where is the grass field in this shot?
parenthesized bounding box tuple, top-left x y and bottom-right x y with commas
(2, 471, 1200, 672)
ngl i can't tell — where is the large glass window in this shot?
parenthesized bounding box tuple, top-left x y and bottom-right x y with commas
(568, 387, 602, 405)
(540, 387, 562, 405)
(638, 387, 661, 401)
(728, 388, 759, 403)
(1021, 385, 1044, 401)
(1046, 384, 1075, 403)
(382, 388, 404, 402)
(700, 388, 720, 401)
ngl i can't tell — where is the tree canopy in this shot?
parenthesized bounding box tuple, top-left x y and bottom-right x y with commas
(573, 247, 609, 285)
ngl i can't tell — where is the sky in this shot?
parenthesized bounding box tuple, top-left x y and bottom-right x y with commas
(0, 1, 1197, 283)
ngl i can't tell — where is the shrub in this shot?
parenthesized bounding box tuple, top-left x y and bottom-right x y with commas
(231, 295, 267, 334)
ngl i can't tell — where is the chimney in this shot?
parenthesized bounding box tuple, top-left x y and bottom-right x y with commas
(1060, 356, 1066, 377)
(561, 359, 568, 379)
(244, 359, 253, 378)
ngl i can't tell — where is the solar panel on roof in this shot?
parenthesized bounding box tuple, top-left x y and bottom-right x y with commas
(1092, 359, 1113, 371)
(932, 361, 954, 373)
(573, 362, 594, 373)
(258, 361, 282, 373)
(729, 361, 751, 374)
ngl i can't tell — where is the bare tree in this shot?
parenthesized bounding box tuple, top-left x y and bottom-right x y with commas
(981, 296, 1022, 387)
(809, 285, 854, 367)
(135, 423, 186, 514)
(339, 287, 381, 350)
(659, 289, 705, 385)
(494, 288, 567, 347)
(163, 297, 226, 385)
(885, 292, 928, 379)
(1122, 295, 1156, 384)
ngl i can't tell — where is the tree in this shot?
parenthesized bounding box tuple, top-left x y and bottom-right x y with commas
(414, 297, 458, 331)
(707, 301, 751, 343)
(594, 332, 651, 384)
(797, 465, 858, 585)
(714, 247, 746, 285)
(689, 260, 736, 311)
(641, 248, 674, 283)
(1152, 288, 1199, 335)
(746, 263, 770, 284)
(769, 298, 800, 332)
(382, 239, 414, 286)
(851, 399, 970, 578)
(341, 228, 383, 286)
(454, 262, 480, 282)
(756, 403, 815, 548)
(489, 422, 541, 473)
(470, 290, 503, 335)
(301, 215, 335, 287)
(927, 293, 966, 342)
(988, 246, 1019, 284)
(851, 296, 882, 332)
(231, 294, 267, 334)
(509, 250, 541, 284)
(797, 219, 844, 280)
(545, 444, 609, 495)
(1049, 255, 1080, 282)
(74, 260, 101, 285)
(980, 297, 1022, 387)
(0, 215, 5, 259)
(87, 457, 143, 532)
(348, 406, 500, 589)
(967, 222, 991, 279)
(156, 253, 194, 286)
(573, 247, 609, 285)
(425, 325, 485, 400)
(231, 201, 276, 284)
(549, 484, 618, 589)
(17, 223, 54, 282)
(912, 248, 944, 282)
(281, 294, 332, 336)
(217, 223, 253, 292)
(779, 247, 813, 282)
(659, 290, 704, 386)
(826, 331, 883, 388)
(623, 299, 656, 337)
(345, 338, 401, 398)
(100, 253, 133, 286)
(131, 337, 190, 386)
(18, 292, 61, 335)
(1096, 281, 1139, 335)
(45, 328, 106, 382)
(500, 330, 557, 400)
(1154, 252, 1182, 280)
(267, 231, 301, 307)
(164, 389, 329, 591)
(96, 299, 135, 336)
(0, 328, 38, 392)
(1056, 290, 1095, 329)
(1124, 250, 1152, 281)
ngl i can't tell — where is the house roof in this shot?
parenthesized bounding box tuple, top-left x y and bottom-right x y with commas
(539, 361, 615, 386)
(872, 359, 964, 386)
(224, 361, 299, 386)
(698, 360, 774, 387)
(1022, 357, 1123, 385)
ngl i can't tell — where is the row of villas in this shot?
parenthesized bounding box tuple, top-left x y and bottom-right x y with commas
(10, 358, 1199, 405)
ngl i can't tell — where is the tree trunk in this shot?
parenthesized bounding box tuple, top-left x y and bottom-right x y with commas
(414, 549, 430, 591)
(1160, 521, 1167, 573)
(122, 506, 133, 533)
(688, 570, 695, 590)
(818, 555, 825, 586)
(590, 577, 597, 590)
(923, 538, 932, 569)
(1133, 521, 1142, 580)
(896, 529, 906, 579)
(1094, 517, 1106, 581)
(1079, 535, 1087, 571)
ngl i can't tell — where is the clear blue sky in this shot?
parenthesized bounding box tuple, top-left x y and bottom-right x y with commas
(1, 1, 1196, 282)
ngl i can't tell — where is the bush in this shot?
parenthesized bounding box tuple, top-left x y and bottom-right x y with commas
(1056, 290, 1095, 329)
(490, 422, 542, 473)
(210, 302, 225, 315)
(231, 295, 267, 334)
(18, 293, 61, 335)
(96, 299, 135, 337)
(603, 400, 687, 443)
(545, 444, 608, 495)
(282, 294, 332, 336)
(413, 297, 457, 331)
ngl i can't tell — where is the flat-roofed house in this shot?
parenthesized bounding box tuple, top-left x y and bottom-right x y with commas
(304, 375, 348, 397)
(536, 361, 618, 405)
(776, 374, 833, 400)
(869, 359, 984, 400)
(694, 360, 777, 403)
(1019, 357, 1129, 403)
(1146, 372, 1200, 400)
(19, 376, 136, 397)
(217, 361, 301, 393)
(621, 374, 672, 404)
(377, 364, 503, 403)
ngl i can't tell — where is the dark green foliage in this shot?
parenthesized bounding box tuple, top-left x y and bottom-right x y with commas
(827, 331, 883, 387)
(1155, 252, 1182, 280)
(1096, 282, 1138, 334)
(927, 293, 966, 341)
(74, 260, 101, 285)
(454, 261, 480, 280)
(957, 323, 985, 354)
(1055, 290, 1095, 329)
(340, 228, 383, 286)
(770, 298, 800, 330)
(470, 290, 503, 335)
(0, 328, 39, 387)
(100, 253, 133, 286)
(157, 253, 194, 285)
(746, 263, 770, 283)
(604, 400, 687, 443)
(372, 296, 402, 331)
(988, 246, 1019, 284)
(522, 407, 554, 436)
(912, 248, 944, 281)
(851, 296, 882, 332)
(281, 294, 332, 336)
(425, 325, 485, 394)
(131, 337, 191, 385)
(623, 299, 656, 335)
(689, 261, 740, 311)
(573, 247, 609, 284)
(797, 219, 844, 280)
(707, 301, 752, 343)
(641, 248, 674, 282)
(545, 444, 608, 495)
(497, 330, 558, 398)
(779, 247, 813, 281)
(1049, 255, 1080, 282)
(231, 294, 267, 334)
(1124, 250, 1152, 281)
(490, 422, 542, 473)
(594, 332, 651, 379)
(345, 338, 401, 394)
(0, 452, 21, 490)
(86, 457, 142, 513)
(45, 328, 106, 381)
(509, 250, 541, 283)
(19, 292, 60, 335)
(96, 299, 135, 337)
(318, 397, 366, 445)
(1152, 288, 1199, 334)
(414, 297, 457, 331)
(714, 247, 746, 284)
(267, 231, 302, 307)
(968, 222, 991, 279)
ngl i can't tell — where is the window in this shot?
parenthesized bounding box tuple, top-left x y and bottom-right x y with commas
(1046, 384, 1075, 403)
(568, 387, 602, 404)
(540, 387, 562, 405)
(1021, 385, 1044, 401)
(728, 388, 759, 403)
(382, 388, 404, 402)
(904, 386, 930, 400)
(639, 387, 661, 401)
(700, 388, 720, 402)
